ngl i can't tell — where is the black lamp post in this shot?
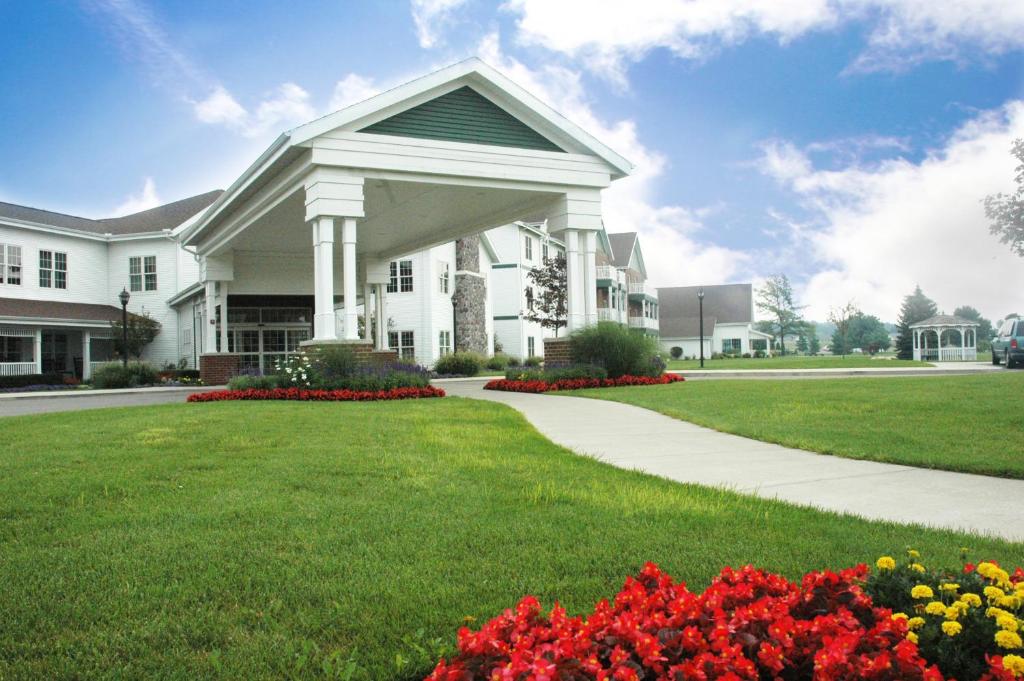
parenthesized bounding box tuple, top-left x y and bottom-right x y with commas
(118, 287, 130, 366)
(697, 287, 705, 369)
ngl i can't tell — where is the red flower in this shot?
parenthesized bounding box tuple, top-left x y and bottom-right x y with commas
(484, 374, 684, 393)
(187, 386, 445, 403)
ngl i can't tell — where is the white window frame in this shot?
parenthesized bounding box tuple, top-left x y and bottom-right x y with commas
(0, 243, 22, 286)
(388, 260, 414, 293)
(524, 235, 533, 261)
(438, 261, 449, 294)
(38, 250, 67, 289)
(439, 330, 452, 356)
(388, 330, 415, 360)
(129, 255, 157, 292)
(542, 242, 549, 262)
(527, 336, 535, 358)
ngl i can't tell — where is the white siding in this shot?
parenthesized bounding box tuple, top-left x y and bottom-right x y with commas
(0, 226, 108, 305)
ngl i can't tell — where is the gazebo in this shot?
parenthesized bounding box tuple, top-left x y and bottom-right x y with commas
(910, 315, 979, 362)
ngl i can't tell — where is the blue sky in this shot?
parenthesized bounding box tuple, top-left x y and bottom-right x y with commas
(2, 1, 1023, 320)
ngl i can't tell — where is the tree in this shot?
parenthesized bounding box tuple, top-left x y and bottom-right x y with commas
(524, 254, 567, 337)
(795, 333, 808, 354)
(953, 305, 994, 351)
(110, 312, 161, 360)
(894, 286, 938, 359)
(984, 138, 1024, 256)
(755, 274, 804, 356)
(832, 312, 891, 355)
(828, 302, 858, 359)
(808, 332, 821, 355)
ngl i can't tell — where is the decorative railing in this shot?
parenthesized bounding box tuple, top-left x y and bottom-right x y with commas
(938, 347, 977, 362)
(596, 265, 615, 280)
(628, 316, 658, 330)
(0, 362, 37, 376)
(628, 282, 658, 298)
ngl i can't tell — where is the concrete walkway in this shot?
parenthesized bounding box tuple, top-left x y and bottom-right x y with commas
(0, 386, 214, 417)
(441, 379, 1024, 542)
(672, 362, 1003, 380)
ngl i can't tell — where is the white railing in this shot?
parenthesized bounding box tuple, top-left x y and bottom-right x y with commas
(628, 316, 658, 330)
(628, 281, 658, 298)
(596, 265, 614, 280)
(0, 362, 37, 376)
(597, 308, 615, 322)
(938, 347, 977, 362)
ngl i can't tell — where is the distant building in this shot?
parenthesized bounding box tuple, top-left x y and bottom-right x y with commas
(657, 283, 772, 357)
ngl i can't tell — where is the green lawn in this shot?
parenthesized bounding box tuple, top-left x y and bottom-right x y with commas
(570, 371, 1024, 478)
(667, 354, 932, 370)
(2, 401, 1021, 680)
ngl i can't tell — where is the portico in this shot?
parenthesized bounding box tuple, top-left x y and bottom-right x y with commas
(910, 315, 979, 362)
(181, 59, 630, 381)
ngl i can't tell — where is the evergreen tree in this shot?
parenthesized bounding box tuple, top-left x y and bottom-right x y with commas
(795, 333, 808, 354)
(809, 333, 821, 355)
(895, 286, 938, 359)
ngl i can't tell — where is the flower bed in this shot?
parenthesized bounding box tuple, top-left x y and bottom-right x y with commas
(187, 386, 445, 403)
(426, 554, 1024, 681)
(484, 373, 684, 393)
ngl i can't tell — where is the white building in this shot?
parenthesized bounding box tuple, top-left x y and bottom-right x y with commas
(658, 284, 772, 358)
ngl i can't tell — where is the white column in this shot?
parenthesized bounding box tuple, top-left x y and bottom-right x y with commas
(375, 284, 387, 351)
(362, 280, 372, 341)
(341, 217, 358, 341)
(219, 281, 229, 355)
(204, 281, 218, 353)
(565, 229, 584, 332)
(82, 331, 91, 380)
(34, 329, 43, 374)
(583, 229, 598, 327)
(312, 217, 337, 341)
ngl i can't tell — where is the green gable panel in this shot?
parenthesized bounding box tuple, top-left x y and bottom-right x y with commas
(358, 86, 564, 152)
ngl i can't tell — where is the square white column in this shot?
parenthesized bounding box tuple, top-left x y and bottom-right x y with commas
(204, 281, 218, 353)
(362, 280, 372, 341)
(312, 217, 337, 341)
(341, 218, 358, 341)
(565, 229, 584, 332)
(582, 230, 598, 327)
(34, 329, 42, 374)
(82, 331, 91, 380)
(219, 281, 229, 355)
(375, 284, 387, 351)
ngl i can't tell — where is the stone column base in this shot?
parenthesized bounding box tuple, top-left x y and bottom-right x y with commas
(302, 341, 400, 366)
(200, 354, 241, 386)
(542, 338, 571, 363)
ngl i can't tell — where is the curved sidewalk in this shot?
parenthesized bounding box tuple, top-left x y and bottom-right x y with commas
(441, 380, 1024, 542)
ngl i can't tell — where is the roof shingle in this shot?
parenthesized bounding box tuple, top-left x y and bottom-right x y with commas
(658, 284, 753, 338)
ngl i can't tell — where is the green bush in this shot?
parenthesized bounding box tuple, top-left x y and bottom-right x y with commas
(505, 355, 521, 367)
(434, 352, 484, 376)
(90, 362, 160, 389)
(486, 354, 511, 371)
(310, 344, 360, 386)
(332, 363, 431, 391)
(523, 356, 543, 367)
(0, 373, 64, 389)
(227, 374, 280, 391)
(670, 346, 683, 359)
(505, 364, 607, 382)
(568, 322, 663, 378)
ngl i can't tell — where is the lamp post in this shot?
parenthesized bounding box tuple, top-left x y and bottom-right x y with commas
(118, 287, 130, 367)
(697, 287, 705, 369)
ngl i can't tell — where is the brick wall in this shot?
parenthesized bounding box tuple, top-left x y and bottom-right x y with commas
(543, 338, 571, 363)
(200, 353, 240, 385)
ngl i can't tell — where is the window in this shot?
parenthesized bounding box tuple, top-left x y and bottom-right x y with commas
(38, 250, 67, 289)
(387, 260, 413, 293)
(527, 336, 535, 358)
(722, 338, 742, 354)
(524, 235, 533, 261)
(129, 255, 157, 291)
(388, 330, 415, 360)
(439, 330, 452, 356)
(542, 242, 549, 261)
(751, 339, 768, 352)
(0, 335, 31, 362)
(525, 286, 534, 310)
(0, 244, 22, 285)
(438, 261, 450, 294)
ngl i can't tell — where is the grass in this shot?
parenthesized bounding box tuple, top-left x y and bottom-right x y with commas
(666, 354, 932, 370)
(570, 371, 1024, 478)
(1, 400, 1022, 679)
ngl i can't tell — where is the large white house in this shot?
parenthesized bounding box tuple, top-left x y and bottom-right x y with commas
(658, 283, 771, 358)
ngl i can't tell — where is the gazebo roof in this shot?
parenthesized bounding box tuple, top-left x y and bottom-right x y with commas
(910, 314, 979, 328)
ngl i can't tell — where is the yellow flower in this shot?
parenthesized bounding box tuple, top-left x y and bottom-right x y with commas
(1000, 595, 1024, 609)
(912, 585, 935, 600)
(990, 607, 1012, 619)
(892, 612, 909, 621)
(987, 586, 1007, 601)
(996, 630, 1023, 649)
(952, 601, 970, 615)
(979, 562, 999, 579)
(910, 563, 926, 574)
(942, 621, 963, 637)
(940, 583, 960, 593)
(907, 631, 919, 644)
(908, 549, 921, 559)
(876, 556, 896, 570)
(926, 601, 947, 616)
(1001, 654, 1024, 676)
(998, 615, 1020, 632)
(945, 606, 961, 621)
(908, 617, 926, 630)
(961, 593, 983, 608)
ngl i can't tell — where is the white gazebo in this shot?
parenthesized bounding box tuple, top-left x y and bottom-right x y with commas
(910, 315, 979, 362)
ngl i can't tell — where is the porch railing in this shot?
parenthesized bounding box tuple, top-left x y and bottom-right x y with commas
(0, 362, 37, 377)
(628, 282, 658, 298)
(938, 347, 977, 362)
(628, 316, 659, 330)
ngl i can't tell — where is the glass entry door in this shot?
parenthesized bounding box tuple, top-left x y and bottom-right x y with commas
(41, 332, 68, 374)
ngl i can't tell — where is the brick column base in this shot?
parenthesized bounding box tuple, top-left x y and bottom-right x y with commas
(542, 338, 571, 363)
(303, 342, 400, 366)
(200, 354, 241, 385)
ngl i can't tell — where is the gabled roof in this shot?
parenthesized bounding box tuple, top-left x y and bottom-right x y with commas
(0, 298, 124, 324)
(288, 58, 632, 176)
(661, 316, 717, 339)
(658, 284, 754, 338)
(910, 314, 980, 328)
(0, 191, 222, 237)
(607, 232, 637, 268)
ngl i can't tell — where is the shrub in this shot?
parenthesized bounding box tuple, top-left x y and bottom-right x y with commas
(486, 373, 683, 393)
(569, 322, 663, 378)
(742, 352, 752, 358)
(311, 344, 360, 386)
(485, 354, 511, 370)
(523, 355, 542, 367)
(504, 363, 607, 382)
(505, 355, 521, 367)
(90, 362, 159, 389)
(188, 386, 445, 403)
(670, 346, 683, 359)
(227, 374, 280, 391)
(754, 349, 767, 358)
(434, 351, 484, 376)
(334, 362, 431, 391)
(0, 373, 63, 389)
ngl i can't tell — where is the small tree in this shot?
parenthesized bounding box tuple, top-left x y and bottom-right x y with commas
(894, 286, 938, 359)
(795, 333, 808, 354)
(809, 332, 821, 355)
(953, 305, 993, 351)
(755, 274, 804, 356)
(984, 138, 1024, 256)
(828, 302, 858, 359)
(524, 254, 567, 337)
(110, 312, 161, 360)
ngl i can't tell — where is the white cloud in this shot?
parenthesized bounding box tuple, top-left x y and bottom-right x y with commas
(328, 74, 383, 112)
(112, 177, 161, 216)
(192, 86, 248, 126)
(191, 82, 316, 138)
(757, 101, 1024, 322)
(502, 0, 1024, 83)
(411, 0, 470, 48)
(476, 33, 750, 286)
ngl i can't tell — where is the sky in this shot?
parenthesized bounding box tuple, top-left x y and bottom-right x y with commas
(1, 0, 1023, 322)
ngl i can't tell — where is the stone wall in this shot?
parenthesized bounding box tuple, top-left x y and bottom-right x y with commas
(453, 236, 488, 354)
(200, 353, 240, 385)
